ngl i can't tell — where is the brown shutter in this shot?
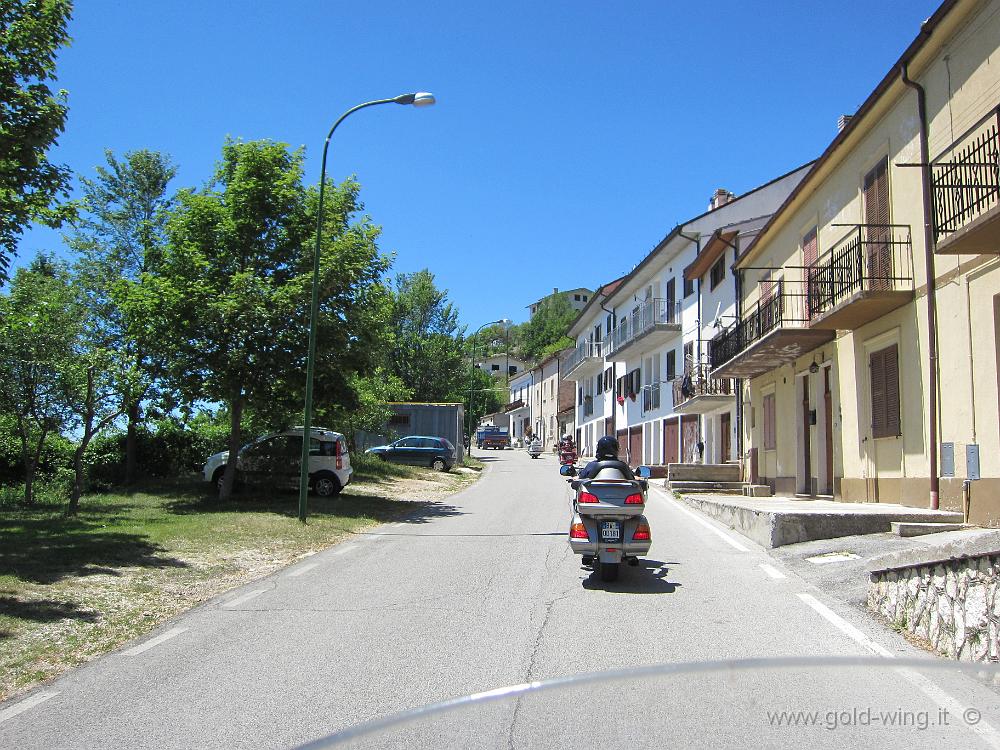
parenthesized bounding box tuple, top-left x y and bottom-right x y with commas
(870, 345, 899, 438)
(802, 227, 818, 267)
(864, 159, 891, 291)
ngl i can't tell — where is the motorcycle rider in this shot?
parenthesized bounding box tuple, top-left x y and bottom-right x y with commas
(578, 435, 634, 479)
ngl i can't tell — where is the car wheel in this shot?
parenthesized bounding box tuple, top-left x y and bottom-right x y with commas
(213, 468, 225, 492)
(431, 458, 448, 472)
(312, 473, 342, 497)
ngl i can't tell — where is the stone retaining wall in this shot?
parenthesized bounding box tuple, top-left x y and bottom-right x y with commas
(868, 554, 1000, 661)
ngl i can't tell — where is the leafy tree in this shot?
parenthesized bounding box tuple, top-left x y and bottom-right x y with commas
(518, 293, 578, 360)
(326, 369, 411, 450)
(388, 270, 467, 402)
(0, 0, 74, 282)
(0, 256, 81, 504)
(132, 139, 391, 499)
(67, 149, 177, 485)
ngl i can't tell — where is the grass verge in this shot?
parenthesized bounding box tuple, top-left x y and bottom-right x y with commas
(0, 458, 478, 702)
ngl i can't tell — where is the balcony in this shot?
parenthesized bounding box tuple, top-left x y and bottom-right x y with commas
(710, 280, 834, 379)
(806, 224, 914, 330)
(672, 364, 735, 414)
(931, 104, 1000, 255)
(563, 340, 606, 380)
(608, 298, 681, 359)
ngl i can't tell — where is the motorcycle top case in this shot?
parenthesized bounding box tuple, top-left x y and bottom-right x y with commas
(573, 477, 646, 518)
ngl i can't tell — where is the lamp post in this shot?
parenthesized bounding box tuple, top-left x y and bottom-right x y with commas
(298, 92, 435, 523)
(467, 318, 508, 458)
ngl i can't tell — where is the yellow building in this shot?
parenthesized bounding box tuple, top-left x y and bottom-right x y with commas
(710, 0, 1000, 522)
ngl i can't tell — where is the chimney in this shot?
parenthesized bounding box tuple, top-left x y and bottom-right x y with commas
(837, 114, 853, 132)
(553, 287, 558, 295)
(708, 188, 734, 211)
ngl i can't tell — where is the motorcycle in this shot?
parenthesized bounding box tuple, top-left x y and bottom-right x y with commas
(561, 462, 652, 582)
(558, 443, 577, 466)
(527, 438, 543, 459)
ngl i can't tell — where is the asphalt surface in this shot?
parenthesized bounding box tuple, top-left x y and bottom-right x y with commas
(3, 450, 1000, 749)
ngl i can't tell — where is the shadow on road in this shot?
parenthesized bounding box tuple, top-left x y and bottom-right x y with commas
(582, 558, 682, 594)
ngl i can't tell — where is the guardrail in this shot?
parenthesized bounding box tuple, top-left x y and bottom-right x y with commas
(609, 298, 681, 354)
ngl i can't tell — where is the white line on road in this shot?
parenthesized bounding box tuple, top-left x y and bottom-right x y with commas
(759, 563, 786, 579)
(0, 691, 59, 725)
(652, 488, 751, 552)
(798, 593, 1000, 748)
(122, 627, 188, 656)
(285, 563, 319, 578)
(221, 589, 266, 609)
(331, 544, 356, 556)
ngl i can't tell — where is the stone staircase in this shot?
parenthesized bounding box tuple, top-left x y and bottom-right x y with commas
(667, 463, 751, 495)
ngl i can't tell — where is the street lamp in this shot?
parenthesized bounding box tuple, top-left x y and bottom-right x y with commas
(298, 92, 435, 523)
(467, 318, 509, 458)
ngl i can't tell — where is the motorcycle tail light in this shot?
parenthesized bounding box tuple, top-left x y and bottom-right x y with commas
(578, 491, 599, 504)
(624, 493, 644, 505)
(632, 523, 651, 541)
(570, 522, 589, 540)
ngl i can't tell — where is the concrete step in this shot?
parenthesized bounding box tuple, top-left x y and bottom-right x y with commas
(669, 480, 748, 494)
(743, 484, 772, 497)
(667, 463, 741, 483)
(891, 521, 968, 537)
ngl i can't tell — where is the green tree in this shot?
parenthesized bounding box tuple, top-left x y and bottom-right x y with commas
(133, 139, 391, 499)
(518, 293, 578, 360)
(0, 0, 74, 282)
(0, 256, 80, 504)
(389, 270, 467, 402)
(67, 149, 177, 485)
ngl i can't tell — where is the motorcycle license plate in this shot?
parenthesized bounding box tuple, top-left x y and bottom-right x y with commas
(601, 521, 621, 541)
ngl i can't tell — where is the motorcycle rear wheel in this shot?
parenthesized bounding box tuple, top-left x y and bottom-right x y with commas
(599, 561, 619, 582)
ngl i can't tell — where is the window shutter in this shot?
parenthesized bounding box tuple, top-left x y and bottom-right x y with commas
(802, 227, 818, 267)
(884, 344, 900, 436)
(864, 159, 891, 291)
(665, 278, 676, 304)
(870, 348, 887, 438)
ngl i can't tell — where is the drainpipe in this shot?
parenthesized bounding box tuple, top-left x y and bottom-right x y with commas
(901, 61, 940, 510)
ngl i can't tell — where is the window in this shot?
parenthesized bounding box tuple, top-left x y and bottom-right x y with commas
(389, 414, 410, 426)
(870, 344, 900, 438)
(582, 295, 588, 302)
(606, 313, 613, 335)
(684, 341, 694, 371)
(574, 294, 581, 301)
(665, 277, 675, 304)
(508, 365, 517, 376)
(666, 350, 676, 381)
(802, 227, 818, 267)
(593, 324, 602, 343)
(491, 364, 500, 372)
(710, 255, 726, 291)
(604, 367, 613, 391)
(762, 393, 776, 450)
(684, 276, 695, 298)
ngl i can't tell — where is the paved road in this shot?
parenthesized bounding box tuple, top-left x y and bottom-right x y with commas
(3, 450, 1000, 748)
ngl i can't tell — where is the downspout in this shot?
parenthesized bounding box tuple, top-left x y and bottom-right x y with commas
(901, 61, 940, 510)
(718, 232, 743, 466)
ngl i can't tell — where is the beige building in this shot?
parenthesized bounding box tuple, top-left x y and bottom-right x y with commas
(528, 348, 575, 451)
(711, 0, 1000, 523)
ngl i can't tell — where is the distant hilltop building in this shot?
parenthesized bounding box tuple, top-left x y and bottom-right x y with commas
(527, 287, 593, 318)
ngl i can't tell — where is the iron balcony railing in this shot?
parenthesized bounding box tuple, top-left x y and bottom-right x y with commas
(930, 104, 999, 242)
(641, 382, 661, 413)
(564, 340, 605, 374)
(609, 297, 681, 354)
(806, 224, 913, 318)
(710, 280, 808, 369)
(672, 363, 733, 405)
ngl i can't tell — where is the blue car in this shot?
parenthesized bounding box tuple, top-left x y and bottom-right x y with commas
(366, 436, 457, 471)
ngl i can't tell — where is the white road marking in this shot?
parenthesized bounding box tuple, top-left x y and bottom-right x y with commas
(652, 488, 751, 552)
(759, 563, 786, 579)
(806, 552, 861, 564)
(220, 589, 266, 609)
(122, 627, 188, 656)
(0, 691, 59, 725)
(331, 544, 356, 556)
(285, 563, 319, 578)
(798, 593, 1000, 748)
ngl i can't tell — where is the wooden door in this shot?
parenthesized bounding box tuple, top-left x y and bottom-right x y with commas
(720, 412, 731, 463)
(663, 419, 679, 465)
(864, 158, 891, 291)
(681, 415, 699, 463)
(629, 429, 643, 468)
(824, 368, 834, 495)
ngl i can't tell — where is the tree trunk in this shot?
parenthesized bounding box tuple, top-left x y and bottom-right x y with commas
(124, 399, 140, 485)
(219, 391, 244, 500)
(68, 442, 87, 515)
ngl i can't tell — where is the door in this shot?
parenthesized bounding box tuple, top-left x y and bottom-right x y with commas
(824, 368, 834, 495)
(801, 379, 812, 495)
(629, 428, 643, 468)
(390, 436, 421, 464)
(663, 419, 678, 465)
(681, 414, 699, 463)
(864, 158, 891, 291)
(720, 412, 731, 463)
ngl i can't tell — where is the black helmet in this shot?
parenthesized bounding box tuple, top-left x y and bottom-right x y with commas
(595, 435, 619, 460)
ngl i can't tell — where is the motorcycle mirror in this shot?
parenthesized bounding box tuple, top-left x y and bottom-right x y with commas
(559, 464, 575, 477)
(637, 465, 652, 479)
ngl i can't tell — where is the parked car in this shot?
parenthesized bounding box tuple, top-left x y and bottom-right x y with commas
(202, 427, 352, 497)
(366, 436, 456, 471)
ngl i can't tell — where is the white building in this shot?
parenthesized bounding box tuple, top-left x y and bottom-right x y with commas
(475, 354, 527, 377)
(527, 287, 593, 318)
(564, 165, 812, 467)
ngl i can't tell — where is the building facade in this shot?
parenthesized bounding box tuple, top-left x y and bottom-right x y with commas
(712, 0, 1000, 522)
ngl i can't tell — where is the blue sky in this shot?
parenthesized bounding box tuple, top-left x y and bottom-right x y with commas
(18, 0, 941, 327)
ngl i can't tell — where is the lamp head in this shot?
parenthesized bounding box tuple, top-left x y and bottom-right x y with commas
(394, 92, 436, 107)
